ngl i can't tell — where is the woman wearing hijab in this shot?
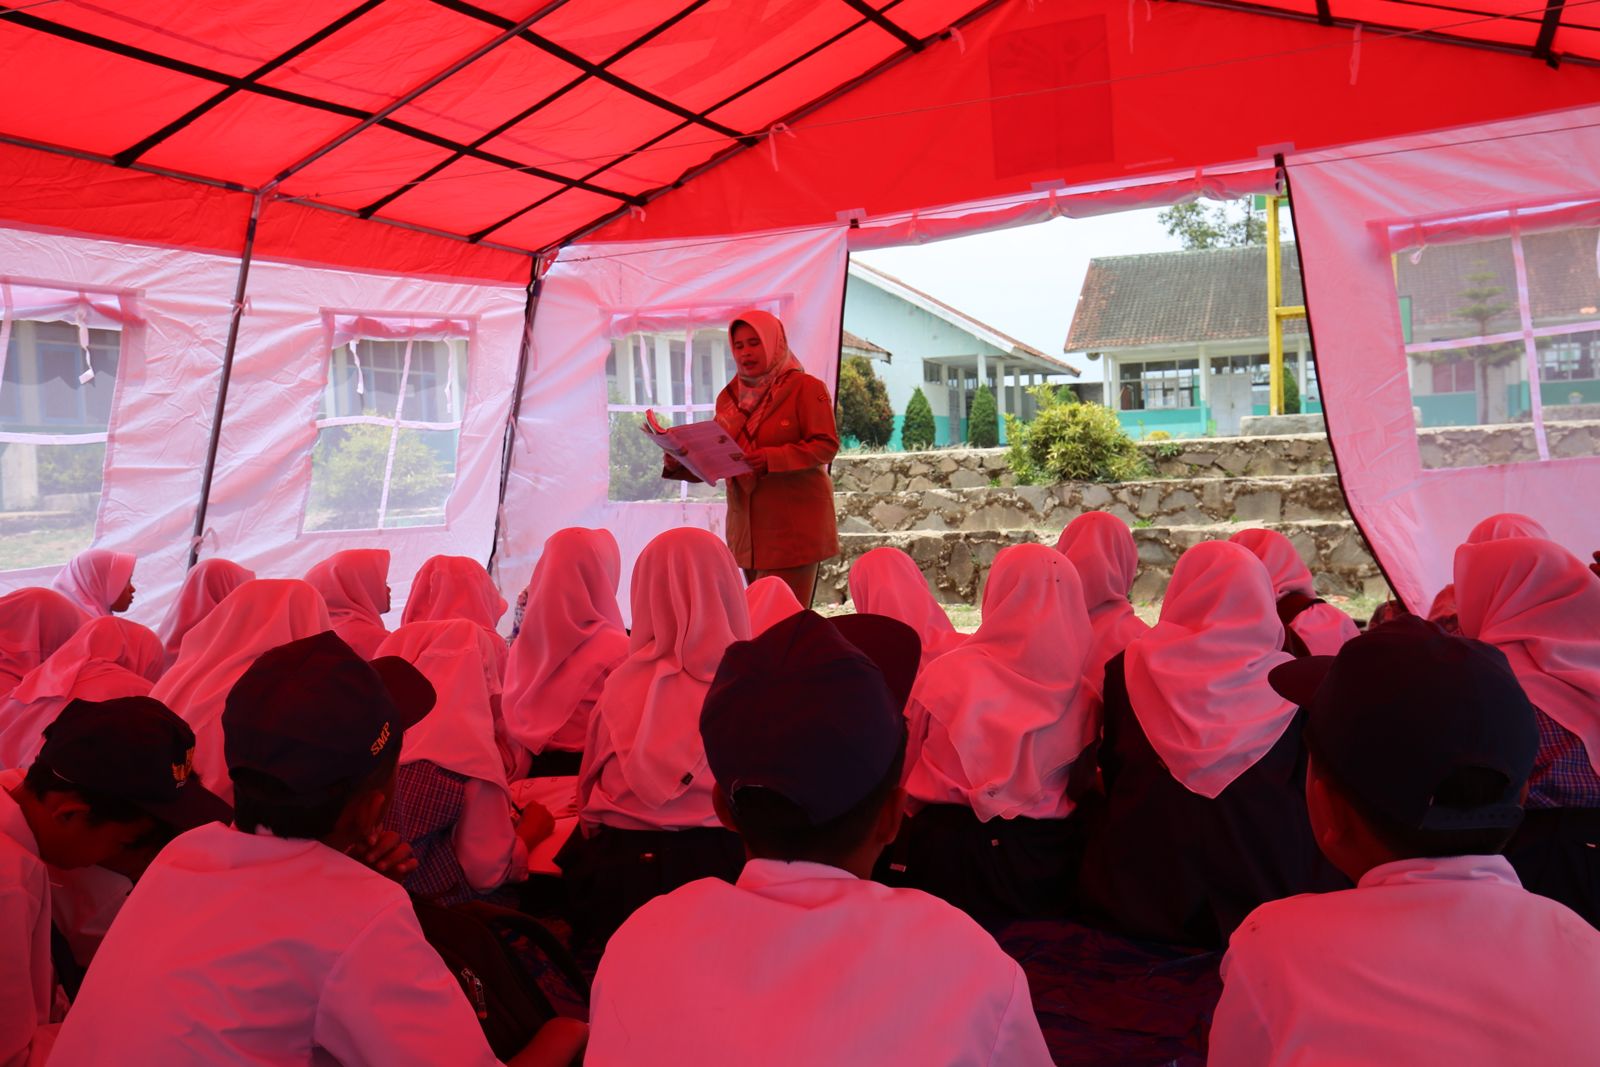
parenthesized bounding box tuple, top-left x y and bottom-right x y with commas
(378, 621, 554, 905)
(557, 527, 751, 941)
(52, 548, 137, 618)
(1428, 513, 1551, 631)
(1454, 536, 1600, 925)
(848, 547, 965, 671)
(663, 310, 840, 608)
(1230, 528, 1359, 657)
(150, 579, 331, 804)
(1056, 512, 1150, 698)
(744, 575, 803, 636)
(0, 587, 88, 701)
(1079, 541, 1344, 948)
(304, 548, 392, 660)
(504, 529, 630, 777)
(157, 558, 255, 670)
(0, 617, 164, 768)
(893, 545, 1101, 918)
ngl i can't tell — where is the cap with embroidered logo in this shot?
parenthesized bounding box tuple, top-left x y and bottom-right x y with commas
(222, 630, 435, 797)
(36, 696, 232, 830)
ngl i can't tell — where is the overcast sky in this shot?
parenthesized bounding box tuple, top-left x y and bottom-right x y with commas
(851, 207, 1183, 369)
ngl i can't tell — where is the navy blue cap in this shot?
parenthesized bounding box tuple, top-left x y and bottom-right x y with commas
(38, 696, 232, 830)
(824, 612, 920, 712)
(1270, 615, 1537, 833)
(222, 630, 435, 796)
(701, 610, 905, 826)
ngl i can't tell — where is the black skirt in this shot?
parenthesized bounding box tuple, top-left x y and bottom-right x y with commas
(1506, 807, 1600, 928)
(554, 824, 745, 945)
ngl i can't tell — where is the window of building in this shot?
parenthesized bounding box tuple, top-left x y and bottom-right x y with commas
(1538, 332, 1597, 381)
(305, 334, 468, 533)
(1119, 359, 1198, 410)
(607, 327, 735, 503)
(1, 291, 130, 573)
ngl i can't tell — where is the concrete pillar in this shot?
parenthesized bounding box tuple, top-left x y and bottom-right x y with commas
(1011, 365, 1023, 416)
(1197, 345, 1211, 407)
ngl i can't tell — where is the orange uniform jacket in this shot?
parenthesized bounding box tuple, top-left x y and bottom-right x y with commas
(669, 371, 840, 570)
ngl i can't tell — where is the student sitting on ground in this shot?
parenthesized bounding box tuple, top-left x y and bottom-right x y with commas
(503, 529, 629, 778)
(157, 558, 255, 670)
(378, 620, 554, 905)
(1425, 512, 1548, 630)
(558, 528, 750, 942)
(1231, 528, 1358, 656)
(48, 631, 587, 1067)
(585, 609, 1054, 1066)
(0, 588, 89, 703)
(2, 696, 230, 1067)
(305, 548, 393, 660)
(847, 546, 965, 671)
(51, 549, 137, 620)
(1079, 541, 1344, 949)
(893, 544, 1101, 918)
(1055, 511, 1148, 698)
(1209, 615, 1600, 1065)
(744, 575, 803, 636)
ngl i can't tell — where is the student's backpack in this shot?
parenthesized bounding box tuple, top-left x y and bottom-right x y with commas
(411, 897, 589, 1060)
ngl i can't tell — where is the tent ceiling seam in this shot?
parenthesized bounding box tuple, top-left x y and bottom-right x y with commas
(835, 0, 924, 49)
(113, 0, 393, 167)
(1534, 0, 1569, 64)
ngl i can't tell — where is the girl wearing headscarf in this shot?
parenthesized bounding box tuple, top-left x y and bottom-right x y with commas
(663, 310, 840, 608)
(504, 529, 630, 777)
(150, 579, 331, 804)
(744, 575, 803, 636)
(378, 621, 554, 905)
(0, 587, 88, 701)
(0, 617, 163, 768)
(1454, 536, 1600, 925)
(157, 558, 255, 670)
(304, 548, 392, 660)
(52, 548, 137, 618)
(1230, 528, 1359, 657)
(1080, 541, 1344, 948)
(557, 527, 751, 941)
(848, 547, 965, 671)
(1057, 512, 1150, 697)
(893, 545, 1101, 917)
(1428, 513, 1551, 630)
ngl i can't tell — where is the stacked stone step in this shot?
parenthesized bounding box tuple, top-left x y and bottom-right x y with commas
(822, 434, 1385, 607)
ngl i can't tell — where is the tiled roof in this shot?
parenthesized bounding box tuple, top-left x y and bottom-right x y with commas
(841, 330, 890, 357)
(1066, 244, 1307, 352)
(1396, 227, 1600, 338)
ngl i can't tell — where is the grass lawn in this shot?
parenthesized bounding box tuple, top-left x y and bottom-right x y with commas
(0, 523, 95, 571)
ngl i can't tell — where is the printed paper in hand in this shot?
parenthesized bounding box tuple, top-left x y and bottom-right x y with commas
(641, 409, 753, 485)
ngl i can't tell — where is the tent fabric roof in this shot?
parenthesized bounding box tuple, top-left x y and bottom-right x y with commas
(1066, 244, 1308, 353)
(3, 0, 1600, 274)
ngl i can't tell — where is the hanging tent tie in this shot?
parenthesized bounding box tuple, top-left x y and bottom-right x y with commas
(0, 282, 12, 403)
(375, 337, 415, 528)
(766, 123, 798, 172)
(75, 303, 93, 384)
(349, 336, 366, 397)
(1350, 25, 1363, 86)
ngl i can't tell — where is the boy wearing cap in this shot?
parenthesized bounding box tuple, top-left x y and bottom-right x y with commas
(586, 611, 1054, 1067)
(1210, 616, 1600, 1065)
(49, 631, 586, 1067)
(1, 695, 229, 1067)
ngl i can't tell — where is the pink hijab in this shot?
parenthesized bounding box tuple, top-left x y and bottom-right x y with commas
(1230, 528, 1358, 656)
(1124, 542, 1297, 799)
(379, 621, 509, 788)
(745, 576, 803, 636)
(504, 528, 629, 756)
(848, 547, 964, 669)
(1057, 512, 1150, 697)
(151, 579, 332, 804)
(729, 309, 804, 416)
(1430, 514, 1553, 622)
(0, 617, 164, 768)
(0, 588, 88, 700)
(582, 528, 750, 816)
(51, 549, 136, 618)
(305, 548, 391, 660)
(402, 555, 508, 681)
(1455, 537, 1600, 773)
(905, 545, 1099, 821)
(159, 559, 255, 669)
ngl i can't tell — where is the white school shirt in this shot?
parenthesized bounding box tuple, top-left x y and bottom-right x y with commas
(48, 822, 505, 1067)
(1210, 854, 1600, 1067)
(0, 770, 59, 1067)
(587, 859, 1054, 1067)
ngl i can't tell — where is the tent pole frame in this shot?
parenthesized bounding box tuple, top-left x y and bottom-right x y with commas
(187, 191, 264, 570)
(486, 258, 544, 580)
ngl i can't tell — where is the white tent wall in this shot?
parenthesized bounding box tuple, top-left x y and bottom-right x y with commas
(496, 227, 848, 624)
(0, 225, 529, 630)
(1288, 103, 1600, 611)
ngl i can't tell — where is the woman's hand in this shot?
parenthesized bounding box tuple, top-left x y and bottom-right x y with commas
(354, 829, 419, 883)
(744, 449, 769, 475)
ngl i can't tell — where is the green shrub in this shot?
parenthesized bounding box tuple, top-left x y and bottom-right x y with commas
(607, 410, 675, 502)
(835, 356, 895, 447)
(311, 424, 449, 526)
(902, 387, 936, 451)
(1282, 369, 1301, 414)
(1145, 429, 1172, 442)
(37, 443, 107, 495)
(967, 384, 999, 448)
(1006, 385, 1148, 484)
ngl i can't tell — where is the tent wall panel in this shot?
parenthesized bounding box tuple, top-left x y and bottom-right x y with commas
(496, 225, 847, 623)
(1288, 103, 1600, 611)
